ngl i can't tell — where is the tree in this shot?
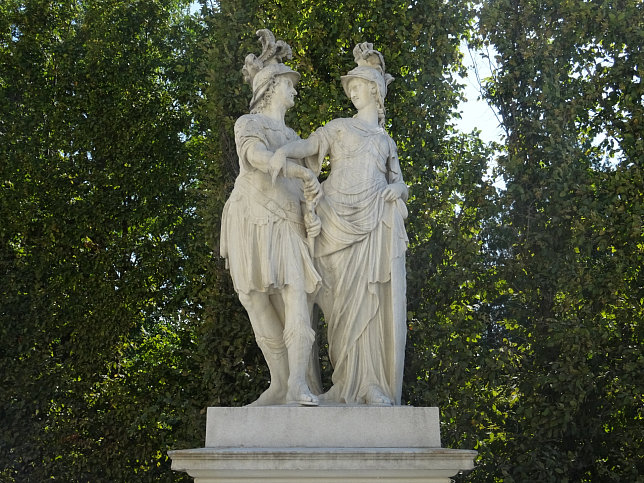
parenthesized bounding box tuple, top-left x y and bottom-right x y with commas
(3, 0, 641, 481)
(472, 0, 644, 480)
(0, 0, 202, 480)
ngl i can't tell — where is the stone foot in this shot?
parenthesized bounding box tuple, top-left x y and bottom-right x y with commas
(365, 385, 393, 406)
(247, 383, 286, 407)
(286, 381, 319, 406)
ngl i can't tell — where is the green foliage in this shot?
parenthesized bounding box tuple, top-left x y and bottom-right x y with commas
(1, 0, 202, 480)
(1, 0, 642, 481)
(470, 0, 644, 480)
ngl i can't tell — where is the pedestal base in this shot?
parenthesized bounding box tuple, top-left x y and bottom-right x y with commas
(169, 407, 476, 482)
(169, 446, 476, 482)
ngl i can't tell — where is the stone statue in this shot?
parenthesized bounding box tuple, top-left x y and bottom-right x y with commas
(220, 30, 323, 406)
(270, 42, 409, 405)
(173, 38, 475, 483)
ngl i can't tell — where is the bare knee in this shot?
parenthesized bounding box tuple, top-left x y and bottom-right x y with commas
(281, 285, 308, 311)
(238, 291, 270, 314)
(238, 291, 283, 340)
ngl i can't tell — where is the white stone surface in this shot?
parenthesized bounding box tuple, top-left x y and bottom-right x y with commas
(220, 29, 324, 407)
(222, 33, 410, 408)
(205, 406, 441, 448)
(270, 42, 409, 407)
(170, 406, 476, 482)
(168, 447, 477, 482)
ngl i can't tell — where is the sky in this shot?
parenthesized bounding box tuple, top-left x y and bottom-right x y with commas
(454, 45, 504, 144)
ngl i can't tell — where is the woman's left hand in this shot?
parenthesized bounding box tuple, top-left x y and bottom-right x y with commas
(382, 183, 405, 201)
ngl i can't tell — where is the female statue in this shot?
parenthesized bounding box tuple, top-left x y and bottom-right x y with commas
(220, 30, 322, 406)
(269, 43, 409, 405)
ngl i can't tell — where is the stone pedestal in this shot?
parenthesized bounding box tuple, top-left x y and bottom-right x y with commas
(168, 406, 477, 482)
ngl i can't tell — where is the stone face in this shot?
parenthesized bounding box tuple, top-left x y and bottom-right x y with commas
(205, 406, 441, 448)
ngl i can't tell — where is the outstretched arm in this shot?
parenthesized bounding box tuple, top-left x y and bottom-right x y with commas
(245, 142, 313, 180)
(268, 137, 320, 184)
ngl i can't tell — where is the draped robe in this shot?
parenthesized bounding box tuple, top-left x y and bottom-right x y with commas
(310, 118, 408, 405)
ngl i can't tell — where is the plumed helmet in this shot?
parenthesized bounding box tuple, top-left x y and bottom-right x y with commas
(249, 63, 300, 110)
(242, 29, 300, 111)
(340, 42, 394, 106)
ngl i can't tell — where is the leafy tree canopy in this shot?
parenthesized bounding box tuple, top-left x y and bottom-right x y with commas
(1, 0, 641, 481)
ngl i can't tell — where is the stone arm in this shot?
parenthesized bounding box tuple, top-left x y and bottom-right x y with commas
(382, 146, 409, 203)
(268, 137, 321, 185)
(246, 141, 316, 183)
(267, 137, 322, 239)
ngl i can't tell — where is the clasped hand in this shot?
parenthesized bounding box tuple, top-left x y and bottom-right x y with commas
(304, 211, 321, 238)
(302, 171, 321, 203)
(268, 150, 321, 201)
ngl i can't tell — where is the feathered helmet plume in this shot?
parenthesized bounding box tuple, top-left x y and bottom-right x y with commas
(242, 29, 300, 111)
(341, 42, 394, 107)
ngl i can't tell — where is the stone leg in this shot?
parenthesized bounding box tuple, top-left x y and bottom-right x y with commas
(282, 285, 318, 406)
(238, 291, 288, 406)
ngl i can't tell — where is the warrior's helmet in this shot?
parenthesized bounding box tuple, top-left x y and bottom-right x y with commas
(242, 30, 300, 112)
(341, 43, 394, 126)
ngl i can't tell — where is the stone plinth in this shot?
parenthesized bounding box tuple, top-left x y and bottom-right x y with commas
(205, 406, 441, 448)
(168, 407, 477, 482)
